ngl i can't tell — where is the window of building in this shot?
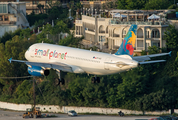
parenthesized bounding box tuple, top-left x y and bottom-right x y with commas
(36, 10, 39, 14)
(4, 16, 8, 21)
(137, 40, 143, 47)
(152, 29, 160, 38)
(122, 29, 127, 38)
(32, 1, 35, 5)
(46, 0, 48, 4)
(146, 43, 150, 50)
(123, 30, 126, 34)
(152, 42, 160, 47)
(99, 36, 105, 42)
(0, 16, 3, 21)
(146, 31, 149, 38)
(0, 4, 8, 13)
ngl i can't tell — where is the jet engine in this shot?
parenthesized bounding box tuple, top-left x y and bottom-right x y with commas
(28, 66, 50, 76)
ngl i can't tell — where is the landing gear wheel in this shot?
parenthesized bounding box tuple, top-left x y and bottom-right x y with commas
(96, 77, 100, 83)
(91, 77, 96, 83)
(57, 79, 65, 85)
(61, 78, 65, 85)
(55, 78, 60, 85)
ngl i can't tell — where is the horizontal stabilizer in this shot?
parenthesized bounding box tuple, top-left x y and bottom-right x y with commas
(8, 57, 12, 63)
(133, 51, 171, 62)
(139, 60, 166, 65)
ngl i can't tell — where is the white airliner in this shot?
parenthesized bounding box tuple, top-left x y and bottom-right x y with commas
(8, 24, 171, 84)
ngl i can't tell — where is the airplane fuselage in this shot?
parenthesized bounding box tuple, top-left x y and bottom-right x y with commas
(25, 43, 138, 75)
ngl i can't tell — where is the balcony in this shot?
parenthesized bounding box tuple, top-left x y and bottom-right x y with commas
(26, 4, 38, 9)
(137, 35, 143, 38)
(99, 31, 105, 33)
(113, 34, 120, 37)
(0, 21, 16, 25)
(110, 20, 169, 26)
(75, 20, 82, 24)
(80, 1, 108, 5)
(136, 47, 144, 50)
(122, 35, 126, 38)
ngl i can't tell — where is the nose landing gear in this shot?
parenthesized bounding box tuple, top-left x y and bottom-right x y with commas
(91, 76, 100, 83)
(56, 70, 65, 85)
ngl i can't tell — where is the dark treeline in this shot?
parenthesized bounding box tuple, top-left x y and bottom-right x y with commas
(117, 0, 178, 10)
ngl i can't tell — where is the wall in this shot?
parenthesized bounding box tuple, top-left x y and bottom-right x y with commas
(0, 101, 171, 115)
(0, 25, 17, 37)
(169, 20, 178, 30)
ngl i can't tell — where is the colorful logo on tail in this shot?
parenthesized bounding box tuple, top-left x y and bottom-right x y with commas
(115, 24, 137, 57)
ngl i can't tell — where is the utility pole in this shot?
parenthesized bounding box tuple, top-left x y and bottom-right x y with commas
(33, 76, 36, 109)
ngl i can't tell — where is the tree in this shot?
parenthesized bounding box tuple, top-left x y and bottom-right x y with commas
(0, 29, 21, 44)
(134, 89, 176, 111)
(76, 2, 82, 12)
(14, 80, 33, 104)
(37, 4, 44, 13)
(117, 0, 147, 9)
(50, 20, 69, 35)
(47, 0, 61, 8)
(144, 0, 170, 10)
(164, 24, 178, 51)
(20, 28, 31, 39)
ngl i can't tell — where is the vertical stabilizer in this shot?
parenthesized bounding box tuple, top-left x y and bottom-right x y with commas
(115, 24, 137, 57)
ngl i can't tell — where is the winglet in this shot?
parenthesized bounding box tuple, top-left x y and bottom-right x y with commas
(8, 57, 12, 63)
(169, 51, 172, 57)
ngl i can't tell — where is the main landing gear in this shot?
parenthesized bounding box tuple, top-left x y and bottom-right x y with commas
(56, 70, 65, 85)
(91, 76, 100, 83)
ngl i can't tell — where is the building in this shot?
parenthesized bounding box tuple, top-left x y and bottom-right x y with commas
(0, 2, 29, 37)
(75, 9, 171, 54)
(80, 0, 116, 8)
(1, 0, 77, 14)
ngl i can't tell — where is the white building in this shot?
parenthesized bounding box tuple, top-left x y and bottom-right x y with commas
(75, 10, 170, 54)
(0, 2, 29, 37)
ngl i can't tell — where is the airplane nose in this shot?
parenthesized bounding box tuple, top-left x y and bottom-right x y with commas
(25, 50, 28, 59)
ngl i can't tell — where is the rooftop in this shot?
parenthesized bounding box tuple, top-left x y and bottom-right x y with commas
(0, 2, 26, 4)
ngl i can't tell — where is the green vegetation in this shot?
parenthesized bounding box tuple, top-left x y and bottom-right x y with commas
(117, 0, 178, 10)
(0, 24, 177, 112)
(0, 1, 178, 113)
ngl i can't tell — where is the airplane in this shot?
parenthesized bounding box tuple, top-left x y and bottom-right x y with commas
(8, 24, 171, 85)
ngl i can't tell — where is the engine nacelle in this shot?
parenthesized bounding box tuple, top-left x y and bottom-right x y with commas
(28, 66, 50, 76)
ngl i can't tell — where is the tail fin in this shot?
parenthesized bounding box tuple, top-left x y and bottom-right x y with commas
(115, 24, 137, 57)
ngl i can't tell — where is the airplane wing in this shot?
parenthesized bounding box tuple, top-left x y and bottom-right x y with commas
(8, 58, 73, 72)
(133, 51, 171, 62)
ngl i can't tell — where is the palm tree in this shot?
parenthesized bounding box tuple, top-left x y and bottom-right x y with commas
(37, 4, 44, 13)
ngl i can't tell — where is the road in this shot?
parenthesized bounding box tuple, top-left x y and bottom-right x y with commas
(0, 109, 155, 120)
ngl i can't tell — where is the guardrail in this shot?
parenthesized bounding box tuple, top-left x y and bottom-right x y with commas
(0, 21, 16, 25)
(110, 20, 169, 25)
(75, 20, 82, 24)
